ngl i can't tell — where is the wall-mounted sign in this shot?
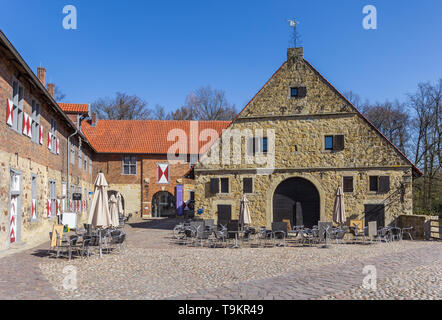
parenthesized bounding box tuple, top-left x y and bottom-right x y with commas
(72, 193, 82, 201)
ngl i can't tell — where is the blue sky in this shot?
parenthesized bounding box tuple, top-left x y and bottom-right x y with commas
(1, 0, 441, 113)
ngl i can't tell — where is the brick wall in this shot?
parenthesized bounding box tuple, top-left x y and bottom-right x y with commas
(93, 153, 195, 217)
(0, 51, 94, 250)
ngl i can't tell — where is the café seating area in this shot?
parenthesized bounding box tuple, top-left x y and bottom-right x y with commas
(172, 219, 415, 249)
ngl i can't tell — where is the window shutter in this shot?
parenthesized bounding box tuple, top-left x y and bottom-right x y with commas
(220, 178, 229, 193)
(379, 176, 390, 193)
(343, 177, 353, 193)
(243, 178, 253, 194)
(247, 137, 254, 156)
(210, 178, 219, 194)
(333, 135, 345, 151)
(298, 87, 307, 98)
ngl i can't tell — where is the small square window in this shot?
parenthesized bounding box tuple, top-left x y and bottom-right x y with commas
(325, 136, 333, 150)
(290, 87, 299, 97)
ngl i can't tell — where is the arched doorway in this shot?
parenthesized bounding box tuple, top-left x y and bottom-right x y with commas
(273, 177, 320, 228)
(152, 191, 176, 217)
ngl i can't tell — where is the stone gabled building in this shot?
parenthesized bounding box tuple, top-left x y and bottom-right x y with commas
(194, 47, 421, 228)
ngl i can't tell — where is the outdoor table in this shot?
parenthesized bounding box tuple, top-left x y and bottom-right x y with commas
(228, 230, 242, 249)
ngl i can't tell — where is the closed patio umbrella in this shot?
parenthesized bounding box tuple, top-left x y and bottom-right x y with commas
(239, 195, 251, 228)
(108, 194, 120, 228)
(88, 172, 112, 228)
(333, 187, 346, 226)
(295, 202, 303, 227)
(116, 192, 124, 216)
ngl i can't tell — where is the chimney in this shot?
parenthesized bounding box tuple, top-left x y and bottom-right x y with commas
(47, 83, 55, 97)
(89, 112, 97, 127)
(37, 67, 46, 86)
(287, 47, 303, 66)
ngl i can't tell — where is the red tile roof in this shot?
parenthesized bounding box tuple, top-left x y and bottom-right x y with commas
(81, 120, 230, 154)
(58, 103, 89, 113)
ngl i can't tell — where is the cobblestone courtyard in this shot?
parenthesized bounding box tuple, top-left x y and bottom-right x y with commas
(0, 217, 441, 300)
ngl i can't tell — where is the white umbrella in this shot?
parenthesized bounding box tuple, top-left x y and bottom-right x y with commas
(88, 172, 112, 228)
(116, 192, 124, 216)
(239, 195, 252, 228)
(333, 187, 346, 226)
(108, 194, 120, 228)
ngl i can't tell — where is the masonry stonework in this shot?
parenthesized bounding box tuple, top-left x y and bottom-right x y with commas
(194, 48, 417, 228)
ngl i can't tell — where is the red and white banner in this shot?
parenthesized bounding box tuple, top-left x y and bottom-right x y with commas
(31, 199, 37, 220)
(39, 125, 43, 145)
(56, 199, 61, 216)
(56, 138, 59, 154)
(10, 196, 18, 243)
(69, 199, 73, 211)
(158, 163, 169, 184)
(27, 115, 32, 138)
(47, 199, 51, 217)
(6, 99, 13, 126)
(22, 112, 28, 136)
(48, 132, 52, 150)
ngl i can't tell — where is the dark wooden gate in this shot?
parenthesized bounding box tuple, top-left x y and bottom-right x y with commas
(217, 204, 232, 226)
(273, 178, 320, 228)
(364, 204, 385, 228)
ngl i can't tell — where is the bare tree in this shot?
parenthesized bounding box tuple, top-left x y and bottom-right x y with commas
(152, 104, 171, 120)
(408, 79, 442, 213)
(54, 86, 66, 101)
(343, 90, 370, 113)
(364, 100, 411, 155)
(170, 105, 195, 120)
(185, 86, 237, 120)
(91, 92, 151, 120)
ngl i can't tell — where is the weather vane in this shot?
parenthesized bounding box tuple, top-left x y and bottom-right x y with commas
(288, 18, 300, 48)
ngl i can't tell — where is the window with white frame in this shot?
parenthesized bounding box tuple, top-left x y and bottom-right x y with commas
(78, 146, 82, 169)
(50, 118, 57, 153)
(122, 156, 136, 175)
(12, 80, 24, 133)
(31, 100, 41, 144)
(70, 144, 75, 164)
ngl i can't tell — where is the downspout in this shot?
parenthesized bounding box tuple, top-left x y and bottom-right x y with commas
(66, 115, 87, 207)
(67, 129, 77, 206)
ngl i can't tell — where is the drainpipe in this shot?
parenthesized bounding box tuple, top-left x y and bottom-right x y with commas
(66, 115, 87, 207)
(67, 129, 77, 207)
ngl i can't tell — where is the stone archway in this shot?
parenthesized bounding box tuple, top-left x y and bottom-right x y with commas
(152, 191, 176, 218)
(273, 177, 320, 228)
(265, 173, 326, 228)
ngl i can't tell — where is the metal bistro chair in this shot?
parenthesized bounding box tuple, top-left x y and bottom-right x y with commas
(401, 227, 414, 240)
(330, 227, 348, 245)
(271, 222, 288, 247)
(390, 227, 402, 241)
(375, 227, 392, 243)
(227, 221, 240, 248)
